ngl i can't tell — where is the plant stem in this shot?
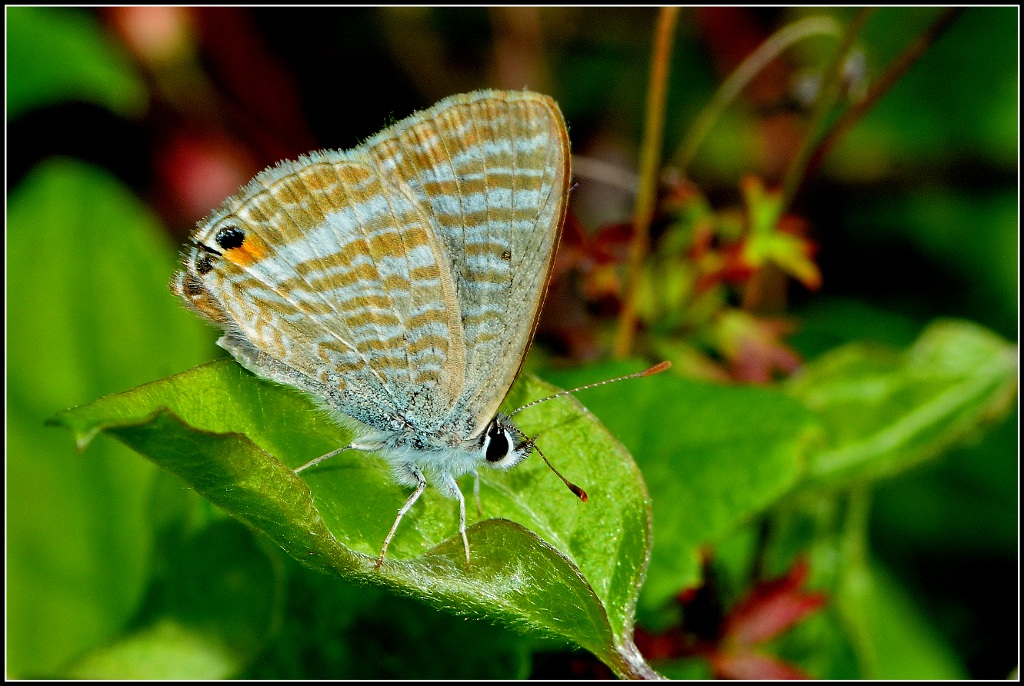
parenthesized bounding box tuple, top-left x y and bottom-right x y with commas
(778, 8, 874, 214)
(836, 486, 878, 679)
(805, 8, 964, 182)
(608, 639, 668, 680)
(613, 6, 679, 360)
(673, 14, 843, 174)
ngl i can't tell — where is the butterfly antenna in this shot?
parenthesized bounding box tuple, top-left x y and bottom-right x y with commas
(530, 439, 588, 502)
(510, 361, 671, 418)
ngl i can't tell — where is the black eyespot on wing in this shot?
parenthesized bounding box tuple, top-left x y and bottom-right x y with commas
(215, 225, 245, 250)
(485, 429, 510, 462)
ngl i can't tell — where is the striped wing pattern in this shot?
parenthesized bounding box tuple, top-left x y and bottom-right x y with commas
(173, 90, 569, 440)
(176, 157, 466, 429)
(364, 91, 570, 435)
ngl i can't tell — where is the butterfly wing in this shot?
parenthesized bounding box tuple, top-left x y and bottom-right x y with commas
(362, 90, 571, 437)
(172, 154, 468, 430)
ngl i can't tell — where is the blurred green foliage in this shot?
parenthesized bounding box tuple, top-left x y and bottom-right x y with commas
(7, 6, 1017, 680)
(6, 7, 146, 120)
(7, 159, 212, 676)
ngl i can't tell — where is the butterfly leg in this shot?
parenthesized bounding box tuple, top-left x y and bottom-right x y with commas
(377, 466, 427, 569)
(472, 470, 483, 518)
(294, 446, 350, 473)
(295, 441, 377, 473)
(437, 473, 471, 565)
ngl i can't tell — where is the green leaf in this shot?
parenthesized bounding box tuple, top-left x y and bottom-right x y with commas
(846, 564, 968, 679)
(6, 159, 212, 676)
(541, 362, 821, 613)
(65, 518, 282, 679)
(7, 7, 147, 119)
(65, 618, 242, 680)
(785, 319, 1017, 488)
(872, 407, 1018, 554)
(49, 361, 658, 679)
(245, 559, 532, 679)
(761, 487, 967, 679)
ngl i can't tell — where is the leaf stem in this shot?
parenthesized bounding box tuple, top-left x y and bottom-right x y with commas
(804, 8, 964, 182)
(836, 486, 878, 679)
(614, 7, 679, 360)
(673, 14, 844, 175)
(609, 639, 668, 680)
(778, 8, 874, 215)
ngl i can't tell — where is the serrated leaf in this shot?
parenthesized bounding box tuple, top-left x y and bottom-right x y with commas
(785, 319, 1018, 488)
(50, 360, 658, 678)
(7, 7, 147, 119)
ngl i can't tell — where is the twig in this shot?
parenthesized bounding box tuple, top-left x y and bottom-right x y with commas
(612, 639, 668, 680)
(805, 8, 964, 182)
(778, 8, 875, 214)
(613, 6, 679, 359)
(673, 15, 844, 174)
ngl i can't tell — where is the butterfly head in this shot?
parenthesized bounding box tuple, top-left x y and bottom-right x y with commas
(478, 413, 588, 501)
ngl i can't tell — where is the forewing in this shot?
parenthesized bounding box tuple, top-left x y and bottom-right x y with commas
(362, 90, 571, 436)
(172, 155, 466, 429)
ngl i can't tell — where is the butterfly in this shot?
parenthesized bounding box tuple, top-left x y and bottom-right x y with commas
(171, 89, 577, 566)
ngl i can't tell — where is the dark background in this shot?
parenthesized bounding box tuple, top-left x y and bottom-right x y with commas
(7, 7, 1017, 679)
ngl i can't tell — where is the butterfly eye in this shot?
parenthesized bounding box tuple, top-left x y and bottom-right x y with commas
(483, 429, 531, 471)
(484, 428, 510, 463)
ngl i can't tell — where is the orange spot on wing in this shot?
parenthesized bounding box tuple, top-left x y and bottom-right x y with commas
(223, 232, 269, 266)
